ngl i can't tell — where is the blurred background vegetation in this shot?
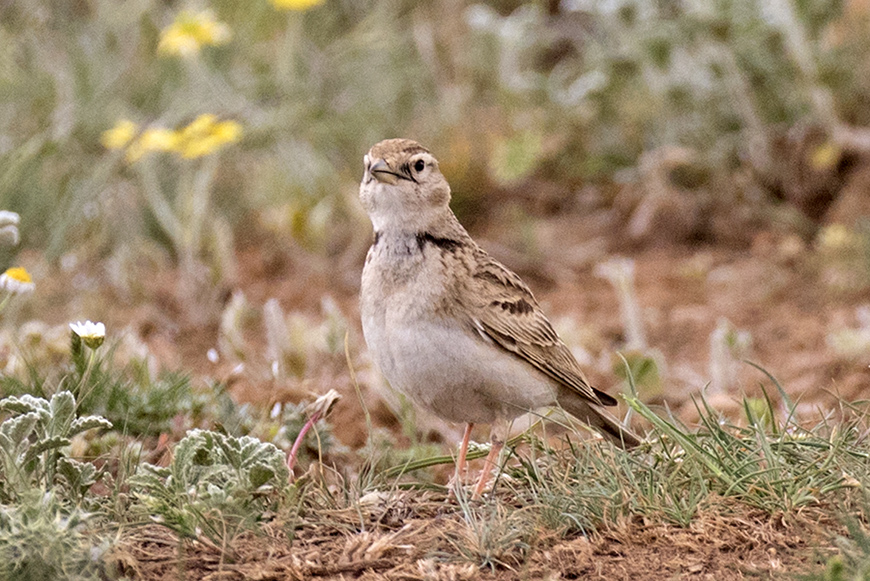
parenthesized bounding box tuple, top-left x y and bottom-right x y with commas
(0, 0, 869, 423)
(2, 0, 869, 284)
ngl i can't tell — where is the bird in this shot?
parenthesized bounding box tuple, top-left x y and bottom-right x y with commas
(358, 138, 640, 497)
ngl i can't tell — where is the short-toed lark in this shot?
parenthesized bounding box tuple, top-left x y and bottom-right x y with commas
(359, 138, 640, 497)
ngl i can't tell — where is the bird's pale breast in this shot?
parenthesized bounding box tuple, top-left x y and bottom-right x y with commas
(361, 239, 557, 424)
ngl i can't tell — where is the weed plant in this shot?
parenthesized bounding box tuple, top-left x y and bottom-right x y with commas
(130, 429, 289, 547)
(378, 365, 868, 552)
(1, 327, 868, 577)
(0, 490, 106, 581)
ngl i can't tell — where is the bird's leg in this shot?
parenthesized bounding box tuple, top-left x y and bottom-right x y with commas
(456, 422, 474, 480)
(472, 436, 504, 499)
(472, 420, 510, 498)
(448, 423, 475, 495)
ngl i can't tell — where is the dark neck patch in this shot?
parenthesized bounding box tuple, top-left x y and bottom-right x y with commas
(373, 231, 381, 247)
(415, 232, 463, 253)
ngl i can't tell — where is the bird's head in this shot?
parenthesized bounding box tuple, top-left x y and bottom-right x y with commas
(360, 139, 451, 233)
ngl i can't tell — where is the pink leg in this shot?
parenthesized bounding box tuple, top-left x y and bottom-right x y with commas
(456, 422, 474, 481)
(449, 423, 474, 495)
(472, 437, 504, 499)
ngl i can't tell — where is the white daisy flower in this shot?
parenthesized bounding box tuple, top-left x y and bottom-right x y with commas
(69, 320, 106, 349)
(0, 211, 20, 246)
(0, 267, 34, 295)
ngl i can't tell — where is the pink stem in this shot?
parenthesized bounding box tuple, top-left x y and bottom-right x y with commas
(287, 411, 321, 476)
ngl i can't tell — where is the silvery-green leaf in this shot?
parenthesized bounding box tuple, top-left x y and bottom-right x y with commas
(248, 464, 276, 488)
(172, 430, 206, 467)
(0, 395, 41, 415)
(216, 435, 242, 468)
(1, 412, 39, 446)
(49, 391, 76, 435)
(58, 457, 98, 493)
(70, 416, 113, 435)
(22, 436, 69, 465)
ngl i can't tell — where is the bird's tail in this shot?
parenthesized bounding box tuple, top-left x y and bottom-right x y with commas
(557, 390, 641, 449)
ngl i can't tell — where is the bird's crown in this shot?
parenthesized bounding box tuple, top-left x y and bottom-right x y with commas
(367, 138, 430, 161)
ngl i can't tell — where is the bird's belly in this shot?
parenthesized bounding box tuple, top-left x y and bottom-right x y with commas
(363, 310, 557, 425)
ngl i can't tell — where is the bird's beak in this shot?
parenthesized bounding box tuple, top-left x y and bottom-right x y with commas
(370, 158, 400, 185)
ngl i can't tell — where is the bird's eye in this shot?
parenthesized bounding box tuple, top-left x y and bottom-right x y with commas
(413, 159, 426, 173)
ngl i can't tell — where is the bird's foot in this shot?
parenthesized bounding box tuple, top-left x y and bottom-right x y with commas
(446, 467, 476, 498)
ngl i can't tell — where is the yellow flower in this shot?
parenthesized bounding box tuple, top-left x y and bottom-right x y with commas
(0, 267, 34, 295)
(818, 224, 858, 251)
(809, 141, 842, 171)
(158, 10, 231, 58)
(110, 115, 240, 163)
(125, 127, 181, 163)
(180, 114, 217, 139)
(101, 119, 138, 150)
(212, 120, 242, 143)
(270, 0, 324, 10)
(176, 115, 242, 159)
(140, 128, 180, 152)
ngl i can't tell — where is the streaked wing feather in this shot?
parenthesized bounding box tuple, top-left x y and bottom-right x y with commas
(468, 255, 616, 407)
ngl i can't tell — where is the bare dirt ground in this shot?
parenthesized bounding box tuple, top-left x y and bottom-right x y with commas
(112, 491, 833, 580)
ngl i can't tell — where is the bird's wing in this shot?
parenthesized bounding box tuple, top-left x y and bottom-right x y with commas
(466, 253, 616, 407)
